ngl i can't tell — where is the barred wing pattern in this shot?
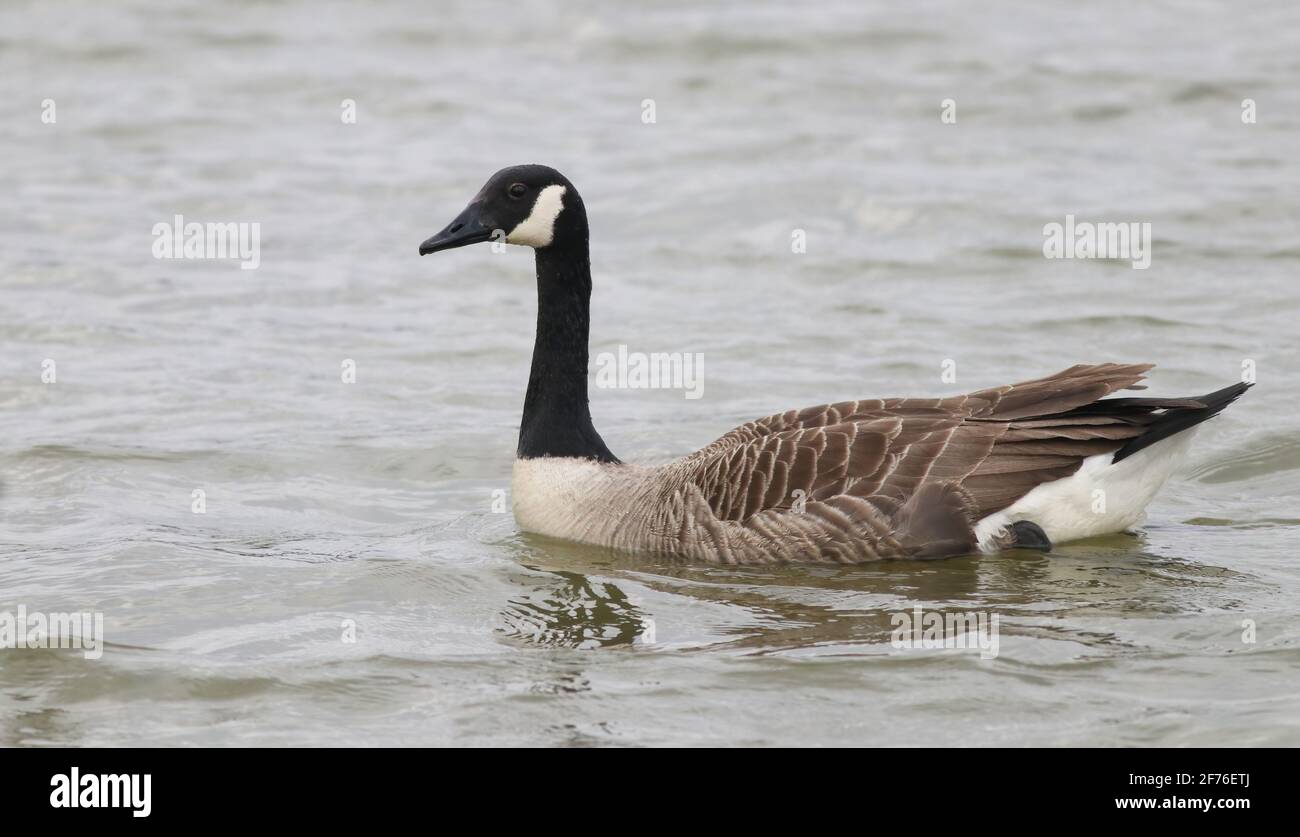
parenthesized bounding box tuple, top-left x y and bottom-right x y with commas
(657, 364, 1170, 563)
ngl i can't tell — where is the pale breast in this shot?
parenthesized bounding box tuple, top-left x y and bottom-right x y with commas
(510, 457, 658, 546)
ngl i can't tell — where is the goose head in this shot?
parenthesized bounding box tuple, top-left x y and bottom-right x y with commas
(418, 164, 586, 256)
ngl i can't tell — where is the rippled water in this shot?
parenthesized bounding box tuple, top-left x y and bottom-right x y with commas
(3, 0, 1299, 746)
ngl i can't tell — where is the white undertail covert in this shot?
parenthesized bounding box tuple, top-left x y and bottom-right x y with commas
(973, 430, 1198, 551)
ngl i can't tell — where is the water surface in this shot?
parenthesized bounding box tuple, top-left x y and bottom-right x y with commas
(2, 0, 1299, 746)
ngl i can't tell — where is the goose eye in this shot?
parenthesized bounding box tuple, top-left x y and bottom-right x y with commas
(508, 183, 528, 199)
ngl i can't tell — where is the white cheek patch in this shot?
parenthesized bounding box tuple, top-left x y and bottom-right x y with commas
(506, 185, 567, 247)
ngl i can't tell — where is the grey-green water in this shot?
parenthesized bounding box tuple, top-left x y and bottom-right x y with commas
(2, 0, 1298, 746)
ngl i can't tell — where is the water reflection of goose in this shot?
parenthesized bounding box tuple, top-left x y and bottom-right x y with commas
(499, 568, 651, 650)
(500, 534, 1255, 658)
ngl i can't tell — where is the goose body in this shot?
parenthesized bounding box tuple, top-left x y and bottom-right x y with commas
(420, 165, 1249, 564)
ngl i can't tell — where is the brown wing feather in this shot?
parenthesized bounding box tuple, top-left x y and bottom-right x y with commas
(690, 363, 1154, 458)
(670, 363, 1163, 559)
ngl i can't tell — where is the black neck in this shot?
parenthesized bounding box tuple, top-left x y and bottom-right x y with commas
(517, 241, 619, 462)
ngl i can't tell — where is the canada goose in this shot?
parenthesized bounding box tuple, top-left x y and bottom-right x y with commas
(419, 164, 1250, 564)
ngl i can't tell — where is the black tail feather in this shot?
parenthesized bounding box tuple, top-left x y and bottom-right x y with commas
(1111, 381, 1251, 463)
